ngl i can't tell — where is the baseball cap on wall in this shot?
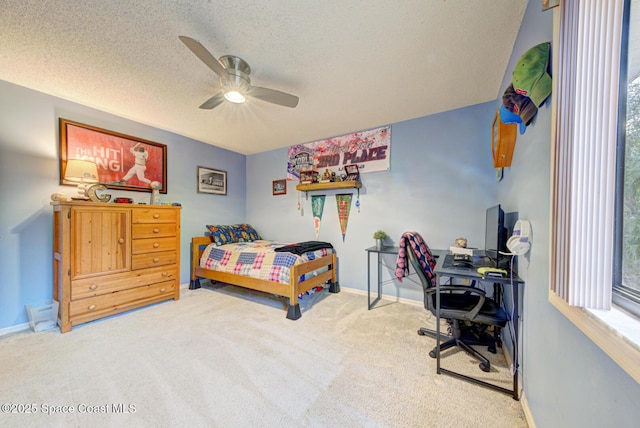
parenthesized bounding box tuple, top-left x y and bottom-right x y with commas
(512, 42, 552, 107)
(502, 84, 538, 126)
(499, 104, 526, 135)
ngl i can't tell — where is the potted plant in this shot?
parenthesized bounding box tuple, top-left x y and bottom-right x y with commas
(373, 230, 388, 250)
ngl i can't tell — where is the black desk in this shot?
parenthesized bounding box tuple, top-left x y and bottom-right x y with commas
(434, 253, 524, 400)
(365, 246, 445, 310)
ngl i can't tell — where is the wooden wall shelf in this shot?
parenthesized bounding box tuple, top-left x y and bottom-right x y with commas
(295, 181, 362, 192)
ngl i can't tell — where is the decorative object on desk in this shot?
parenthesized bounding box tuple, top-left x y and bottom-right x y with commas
(63, 159, 99, 200)
(454, 237, 467, 248)
(272, 179, 286, 195)
(114, 197, 133, 204)
(477, 267, 508, 278)
(373, 230, 388, 250)
(150, 181, 162, 204)
(311, 195, 325, 239)
(335, 193, 353, 241)
(59, 118, 167, 194)
(86, 183, 111, 202)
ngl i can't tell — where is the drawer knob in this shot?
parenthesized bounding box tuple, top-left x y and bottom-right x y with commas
(153, 213, 160, 219)
(153, 243, 160, 248)
(153, 228, 160, 233)
(88, 304, 97, 311)
(119, 238, 125, 244)
(153, 257, 160, 263)
(89, 284, 98, 290)
(162, 272, 169, 277)
(160, 288, 166, 292)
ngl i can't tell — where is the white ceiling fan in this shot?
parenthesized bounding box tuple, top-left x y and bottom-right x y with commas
(179, 35, 299, 110)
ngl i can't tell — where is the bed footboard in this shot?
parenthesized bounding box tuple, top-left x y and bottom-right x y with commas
(190, 236, 338, 319)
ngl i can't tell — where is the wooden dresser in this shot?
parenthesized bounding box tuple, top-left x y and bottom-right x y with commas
(52, 201, 181, 333)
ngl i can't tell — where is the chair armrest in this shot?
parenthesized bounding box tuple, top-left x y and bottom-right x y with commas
(425, 286, 486, 320)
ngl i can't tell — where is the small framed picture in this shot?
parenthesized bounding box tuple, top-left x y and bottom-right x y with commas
(344, 164, 360, 182)
(272, 179, 287, 195)
(197, 166, 227, 195)
(299, 170, 315, 184)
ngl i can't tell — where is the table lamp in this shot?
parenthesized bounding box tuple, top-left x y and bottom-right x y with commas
(64, 159, 99, 199)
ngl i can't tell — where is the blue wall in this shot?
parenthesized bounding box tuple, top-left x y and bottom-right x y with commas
(2, 2, 640, 424)
(247, 102, 498, 302)
(496, 1, 640, 427)
(0, 80, 246, 331)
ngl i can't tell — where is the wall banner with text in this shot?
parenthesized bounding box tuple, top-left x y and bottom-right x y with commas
(287, 126, 390, 180)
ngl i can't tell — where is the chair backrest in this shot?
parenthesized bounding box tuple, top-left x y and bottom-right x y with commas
(401, 232, 437, 288)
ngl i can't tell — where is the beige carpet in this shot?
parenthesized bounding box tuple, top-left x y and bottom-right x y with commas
(0, 284, 528, 427)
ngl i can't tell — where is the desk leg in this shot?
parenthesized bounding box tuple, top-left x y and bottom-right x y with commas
(367, 251, 372, 309)
(377, 252, 382, 302)
(512, 284, 520, 400)
(435, 273, 442, 373)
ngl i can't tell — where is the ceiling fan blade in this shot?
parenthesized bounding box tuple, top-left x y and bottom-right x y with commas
(247, 86, 299, 108)
(179, 36, 228, 79)
(199, 93, 225, 109)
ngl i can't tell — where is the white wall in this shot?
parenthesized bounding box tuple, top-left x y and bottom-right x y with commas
(0, 80, 246, 330)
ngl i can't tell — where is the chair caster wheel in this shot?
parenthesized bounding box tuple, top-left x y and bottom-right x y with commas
(429, 350, 437, 359)
(479, 362, 490, 372)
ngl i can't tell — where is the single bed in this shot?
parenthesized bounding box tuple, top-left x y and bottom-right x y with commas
(190, 225, 339, 320)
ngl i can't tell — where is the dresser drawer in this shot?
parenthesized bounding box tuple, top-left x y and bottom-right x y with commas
(71, 266, 177, 300)
(132, 208, 178, 224)
(132, 251, 177, 270)
(133, 223, 177, 239)
(70, 280, 176, 319)
(132, 236, 177, 254)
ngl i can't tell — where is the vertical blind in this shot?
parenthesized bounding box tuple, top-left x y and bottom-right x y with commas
(550, 0, 624, 308)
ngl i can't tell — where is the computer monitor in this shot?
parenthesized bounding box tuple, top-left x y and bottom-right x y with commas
(484, 204, 506, 267)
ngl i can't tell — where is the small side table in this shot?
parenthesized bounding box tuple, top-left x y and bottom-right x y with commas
(365, 246, 445, 310)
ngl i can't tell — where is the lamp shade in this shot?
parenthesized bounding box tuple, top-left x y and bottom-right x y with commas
(64, 159, 99, 183)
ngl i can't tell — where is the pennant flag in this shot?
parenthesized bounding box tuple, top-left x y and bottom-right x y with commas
(311, 195, 326, 239)
(335, 193, 353, 241)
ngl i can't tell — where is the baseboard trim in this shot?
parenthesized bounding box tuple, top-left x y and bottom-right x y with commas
(0, 322, 31, 337)
(339, 286, 422, 307)
(519, 392, 535, 428)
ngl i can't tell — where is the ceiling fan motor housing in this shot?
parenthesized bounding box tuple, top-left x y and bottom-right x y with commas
(219, 55, 251, 93)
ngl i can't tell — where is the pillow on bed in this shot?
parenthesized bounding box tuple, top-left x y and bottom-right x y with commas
(206, 225, 237, 246)
(230, 224, 262, 242)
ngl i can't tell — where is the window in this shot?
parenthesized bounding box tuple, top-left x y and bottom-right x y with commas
(549, 0, 640, 383)
(614, 0, 640, 318)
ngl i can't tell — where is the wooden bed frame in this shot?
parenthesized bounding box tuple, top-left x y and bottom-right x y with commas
(190, 236, 340, 319)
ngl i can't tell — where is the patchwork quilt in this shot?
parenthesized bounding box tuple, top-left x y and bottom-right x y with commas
(199, 240, 333, 284)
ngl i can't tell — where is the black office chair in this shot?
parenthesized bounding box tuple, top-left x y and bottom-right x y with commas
(406, 238, 509, 372)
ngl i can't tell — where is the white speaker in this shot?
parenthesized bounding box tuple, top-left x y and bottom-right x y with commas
(506, 220, 531, 256)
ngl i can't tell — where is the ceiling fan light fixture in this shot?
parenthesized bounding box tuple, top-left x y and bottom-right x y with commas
(224, 90, 246, 103)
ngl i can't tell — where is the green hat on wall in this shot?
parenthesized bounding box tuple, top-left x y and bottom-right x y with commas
(512, 42, 552, 107)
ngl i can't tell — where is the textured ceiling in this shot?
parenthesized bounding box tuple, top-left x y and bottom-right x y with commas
(0, 0, 527, 155)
